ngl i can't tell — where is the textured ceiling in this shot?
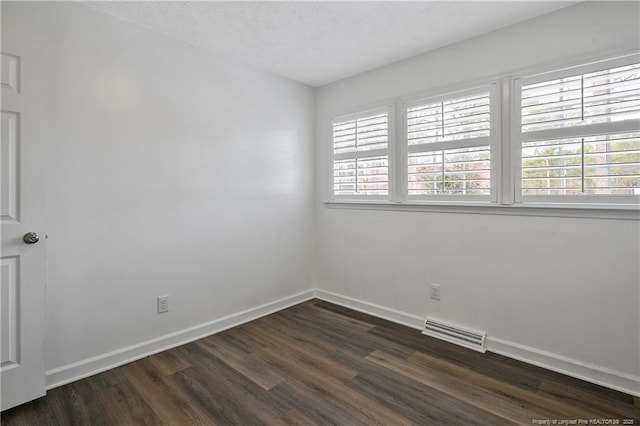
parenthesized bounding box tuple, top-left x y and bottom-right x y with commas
(83, 1, 578, 87)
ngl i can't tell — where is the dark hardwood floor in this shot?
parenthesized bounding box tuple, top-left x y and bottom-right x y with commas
(2, 300, 638, 425)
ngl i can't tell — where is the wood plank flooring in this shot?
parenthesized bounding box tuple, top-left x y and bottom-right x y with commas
(2, 300, 638, 425)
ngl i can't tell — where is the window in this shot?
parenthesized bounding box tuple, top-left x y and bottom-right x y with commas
(327, 52, 640, 211)
(515, 57, 640, 203)
(331, 107, 393, 200)
(403, 85, 498, 201)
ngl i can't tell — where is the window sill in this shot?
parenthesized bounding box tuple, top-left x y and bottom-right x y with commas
(324, 200, 640, 220)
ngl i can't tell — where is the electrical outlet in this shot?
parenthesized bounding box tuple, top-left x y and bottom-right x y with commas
(157, 295, 169, 314)
(430, 283, 441, 301)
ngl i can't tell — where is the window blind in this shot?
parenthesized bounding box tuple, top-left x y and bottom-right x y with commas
(408, 147, 491, 196)
(404, 88, 495, 199)
(520, 61, 640, 197)
(407, 92, 491, 146)
(332, 110, 390, 198)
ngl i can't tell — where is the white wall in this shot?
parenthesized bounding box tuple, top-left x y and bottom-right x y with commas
(3, 0, 639, 398)
(316, 2, 640, 395)
(3, 2, 315, 379)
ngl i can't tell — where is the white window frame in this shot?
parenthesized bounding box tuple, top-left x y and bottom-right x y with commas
(329, 104, 395, 201)
(400, 83, 500, 204)
(325, 51, 640, 217)
(512, 54, 640, 207)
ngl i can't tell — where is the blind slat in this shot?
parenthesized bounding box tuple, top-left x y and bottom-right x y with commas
(407, 146, 491, 196)
(407, 91, 492, 147)
(332, 112, 389, 157)
(520, 130, 640, 196)
(521, 63, 640, 135)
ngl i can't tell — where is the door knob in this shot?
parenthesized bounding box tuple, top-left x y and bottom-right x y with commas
(23, 232, 40, 244)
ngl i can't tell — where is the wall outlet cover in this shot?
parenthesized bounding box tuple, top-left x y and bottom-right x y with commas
(157, 295, 169, 314)
(430, 284, 441, 301)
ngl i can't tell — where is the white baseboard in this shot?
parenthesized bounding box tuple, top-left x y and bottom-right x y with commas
(46, 290, 315, 390)
(46, 288, 640, 398)
(314, 289, 640, 398)
(487, 337, 640, 397)
(314, 289, 425, 330)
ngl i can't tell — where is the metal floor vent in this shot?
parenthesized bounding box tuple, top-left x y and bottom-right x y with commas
(422, 318, 486, 353)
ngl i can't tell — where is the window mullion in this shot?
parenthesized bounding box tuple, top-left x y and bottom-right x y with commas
(500, 78, 514, 205)
(407, 137, 492, 153)
(334, 148, 390, 161)
(392, 102, 405, 203)
(522, 120, 640, 143)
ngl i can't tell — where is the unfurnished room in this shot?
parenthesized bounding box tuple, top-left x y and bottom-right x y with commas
(1, 1, 639, 424)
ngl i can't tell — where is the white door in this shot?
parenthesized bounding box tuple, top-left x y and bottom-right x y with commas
(1, 37, 47, 410)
